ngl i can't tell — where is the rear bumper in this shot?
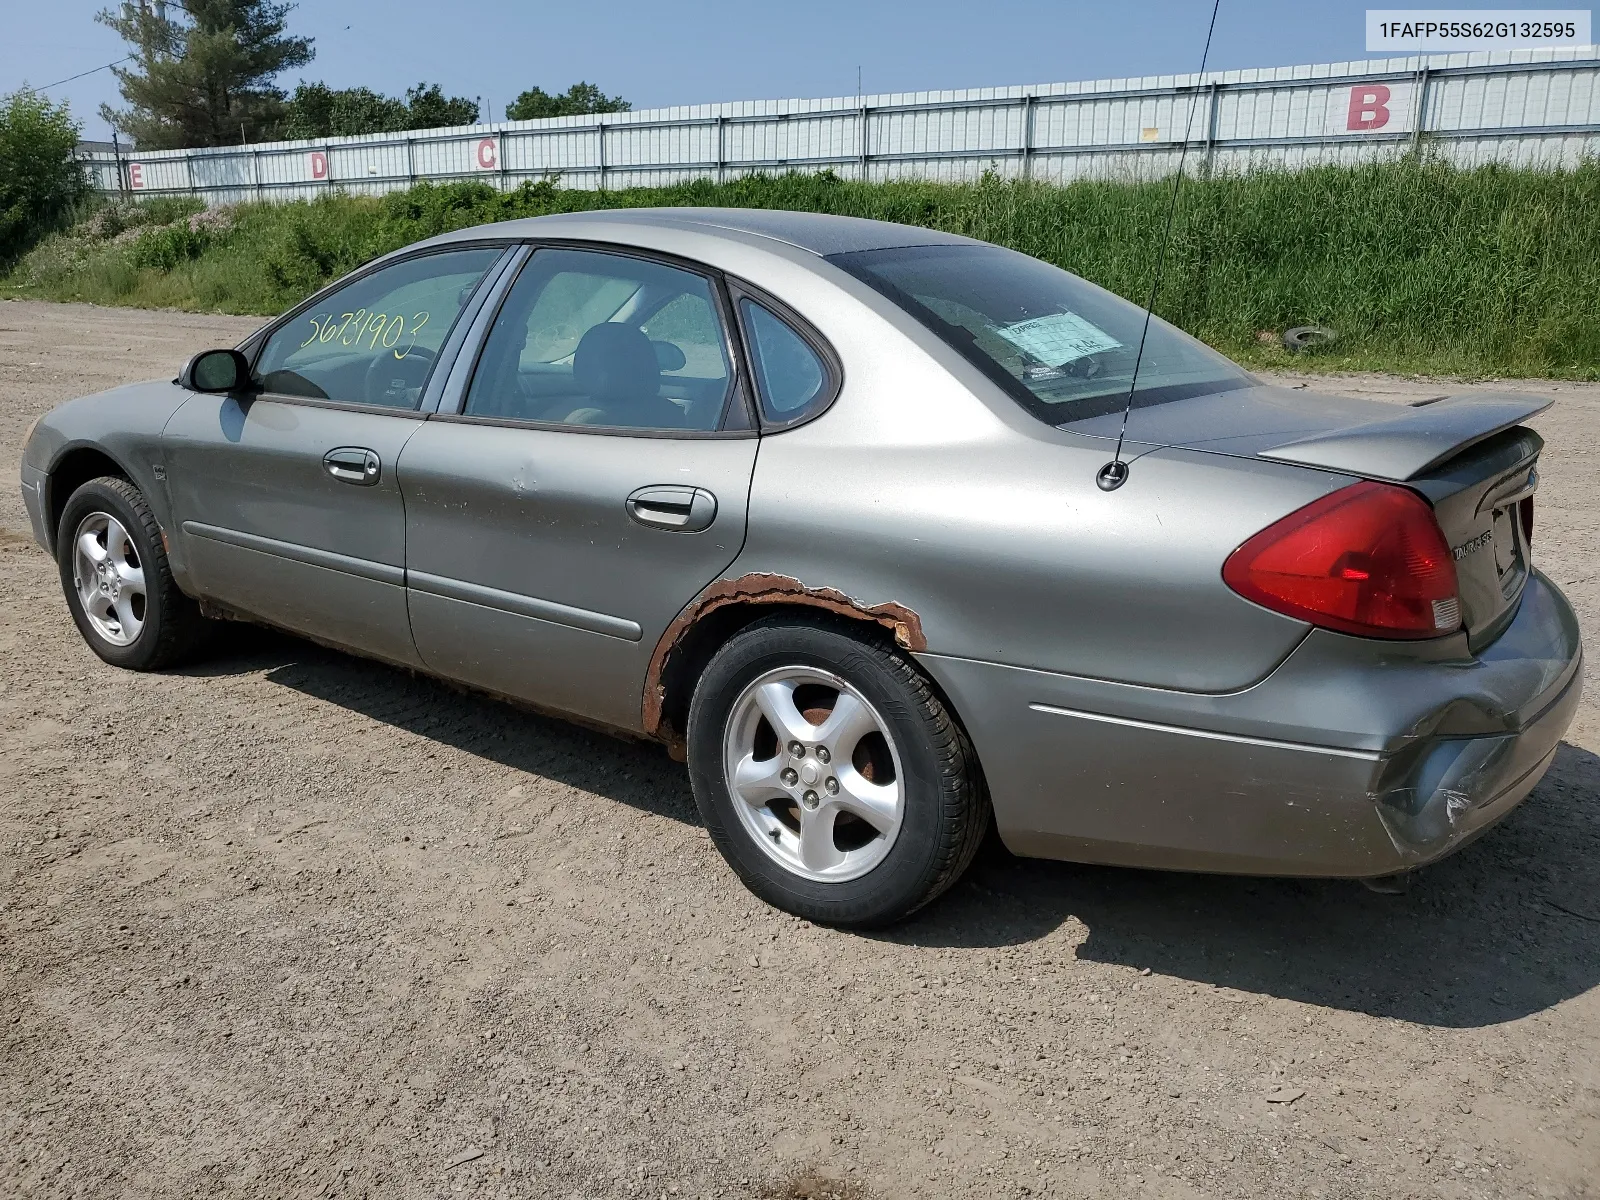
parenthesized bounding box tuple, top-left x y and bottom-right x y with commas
(919, 569, 1583, 877)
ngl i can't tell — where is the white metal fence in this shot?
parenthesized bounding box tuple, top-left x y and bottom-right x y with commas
(82, 46, 1600, 204)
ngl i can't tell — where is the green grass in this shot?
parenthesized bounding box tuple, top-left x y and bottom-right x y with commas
(6, 160, 1600, 379)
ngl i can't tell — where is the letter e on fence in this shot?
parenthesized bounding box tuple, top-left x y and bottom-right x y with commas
(128, 163, 144, 190)
(309, 151, 328, 180)
(1347, 84, 1392, 131)
(474, 136, 500, 171)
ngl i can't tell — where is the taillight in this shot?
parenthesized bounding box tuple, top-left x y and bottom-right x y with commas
(1519, 495, 1534, 545)
(1223, 481, 1460, 639)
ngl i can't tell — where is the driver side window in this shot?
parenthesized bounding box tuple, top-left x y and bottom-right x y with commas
(253, 247, 502, 408)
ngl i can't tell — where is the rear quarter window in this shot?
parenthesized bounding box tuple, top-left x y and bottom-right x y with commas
(739, 298, 832, 425)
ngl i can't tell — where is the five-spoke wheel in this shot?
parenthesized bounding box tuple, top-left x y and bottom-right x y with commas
(56, 476, 210, 671)
(688, 617, 990, 927)
(72, 511, 147, 646)
(724, 666, 904, 882)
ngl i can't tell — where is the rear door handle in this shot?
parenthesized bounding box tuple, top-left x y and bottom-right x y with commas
(626, 485, 717, 533)
(324, 447, 381, 486)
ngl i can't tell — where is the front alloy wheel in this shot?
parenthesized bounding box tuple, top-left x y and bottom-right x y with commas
(56, 475, 211, 671)
(72, 510, 147, 646)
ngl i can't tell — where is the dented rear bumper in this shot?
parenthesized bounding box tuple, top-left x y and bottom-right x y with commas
(1368, 662, 1580, 865)
(919, 569, 1583, 878)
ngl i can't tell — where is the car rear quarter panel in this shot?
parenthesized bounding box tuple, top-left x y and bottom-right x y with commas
(716, 259, 1340, 693)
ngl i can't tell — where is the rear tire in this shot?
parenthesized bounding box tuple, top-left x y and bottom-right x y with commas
(687, 617, 988, 927)
(57, 476, 211, 671)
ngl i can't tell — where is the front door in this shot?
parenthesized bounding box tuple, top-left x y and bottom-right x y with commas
(399, 245, 759, 731)
(163, 245, 505, 666)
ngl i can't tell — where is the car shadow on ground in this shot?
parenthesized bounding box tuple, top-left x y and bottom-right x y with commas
(889, 742, 1600, 1029)
(182, 626, 701, 829)
(186, 627, 1600, 1030)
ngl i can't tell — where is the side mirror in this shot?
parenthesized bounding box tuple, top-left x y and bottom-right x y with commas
(179, 348, 252, 394)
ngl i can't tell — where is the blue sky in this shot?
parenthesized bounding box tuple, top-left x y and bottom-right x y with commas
(1, 0, 1511, 140)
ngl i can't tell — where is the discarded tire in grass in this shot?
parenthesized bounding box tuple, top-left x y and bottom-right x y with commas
(1283, 326, 1338, 353)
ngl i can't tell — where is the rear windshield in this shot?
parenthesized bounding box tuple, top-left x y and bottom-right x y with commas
(828, 243, 1252, 424)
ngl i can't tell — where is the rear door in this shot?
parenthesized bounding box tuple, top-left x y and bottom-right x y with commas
(398, 245, 759, 731)
(163, 245, 507, 665)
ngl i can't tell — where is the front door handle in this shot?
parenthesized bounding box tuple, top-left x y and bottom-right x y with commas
(626, 485, 717, 533)
(324, 447, 381, 486)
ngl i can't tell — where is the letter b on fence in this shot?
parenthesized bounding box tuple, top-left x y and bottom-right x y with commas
(1347, 84, 1392, 131)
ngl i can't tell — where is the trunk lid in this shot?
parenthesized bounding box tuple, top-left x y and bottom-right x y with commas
(1061, 384, 1550, 645)
(1406, 426, 1542, 648)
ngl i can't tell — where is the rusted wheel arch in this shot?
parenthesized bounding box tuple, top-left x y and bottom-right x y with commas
(643, 573, 927, 758)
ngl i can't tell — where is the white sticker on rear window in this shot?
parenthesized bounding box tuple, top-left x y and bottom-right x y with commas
(993, 312, 1121, 367)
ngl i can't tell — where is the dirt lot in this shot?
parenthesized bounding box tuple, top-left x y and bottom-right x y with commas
(1, 300, 1597, 1200)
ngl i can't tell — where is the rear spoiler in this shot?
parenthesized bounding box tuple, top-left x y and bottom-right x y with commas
(1256, 393, 1553, 481)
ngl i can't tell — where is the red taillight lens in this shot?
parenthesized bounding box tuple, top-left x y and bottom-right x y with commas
(1223, 481, 1460, 639)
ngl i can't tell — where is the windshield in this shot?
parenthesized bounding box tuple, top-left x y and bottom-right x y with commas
(828, 243, 1252, 424)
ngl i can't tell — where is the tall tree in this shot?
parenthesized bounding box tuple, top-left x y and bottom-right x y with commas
(506, 82, 630, 121)
(97, 0, 314, 149)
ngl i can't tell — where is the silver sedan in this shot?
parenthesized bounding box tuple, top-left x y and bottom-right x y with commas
(19, 208, 1583, 925)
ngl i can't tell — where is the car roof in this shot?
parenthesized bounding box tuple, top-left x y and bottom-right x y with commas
(428, 206, 983, 257)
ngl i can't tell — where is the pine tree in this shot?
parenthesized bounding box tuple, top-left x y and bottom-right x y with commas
(97, 0, 314, 149)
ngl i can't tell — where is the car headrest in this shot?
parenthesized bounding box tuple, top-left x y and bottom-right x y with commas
(573, 323, 660, 405)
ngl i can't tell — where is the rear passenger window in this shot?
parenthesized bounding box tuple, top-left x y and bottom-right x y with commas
(464, 248, 732, 431)
(740, 299, 830, 423)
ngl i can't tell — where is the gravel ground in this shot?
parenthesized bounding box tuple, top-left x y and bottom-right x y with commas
(2, 300, 1597, 1200)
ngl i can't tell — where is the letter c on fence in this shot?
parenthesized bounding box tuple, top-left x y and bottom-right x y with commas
(1347, 85, 1392, 131)
(476, 137, 499, 170)
(309, 151, 328, 180)
(128, 163, 144, 190)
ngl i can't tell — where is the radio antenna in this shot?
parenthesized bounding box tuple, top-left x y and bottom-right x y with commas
(1097, 0, 1224, 492)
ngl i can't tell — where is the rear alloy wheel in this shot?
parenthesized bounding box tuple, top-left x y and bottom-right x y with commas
(688, 618, 988, 927)
(723, 664, 905, 882)
(57, 476, 211, 671)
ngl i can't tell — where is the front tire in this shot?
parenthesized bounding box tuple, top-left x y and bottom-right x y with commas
(57, 476, 210, 671)
(687, 617, 988, 927)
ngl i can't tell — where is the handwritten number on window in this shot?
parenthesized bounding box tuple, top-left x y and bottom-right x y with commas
(296, 311, 432, 358)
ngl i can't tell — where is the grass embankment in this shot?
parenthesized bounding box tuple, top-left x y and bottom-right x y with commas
(6, 162, 1599, 378)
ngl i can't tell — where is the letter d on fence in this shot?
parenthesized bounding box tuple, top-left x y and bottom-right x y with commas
(309, 151, 328, 180)
(1347, 84, 1392, 131)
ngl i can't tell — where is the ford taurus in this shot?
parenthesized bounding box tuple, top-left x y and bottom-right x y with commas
(19, 208, 1583, 926)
